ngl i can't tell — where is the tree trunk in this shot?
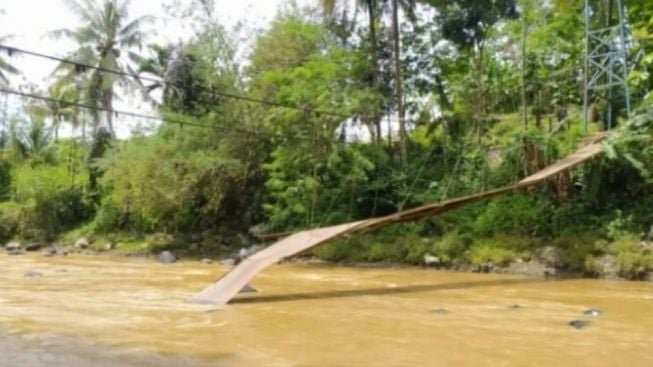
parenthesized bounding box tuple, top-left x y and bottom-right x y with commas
(391, 0, 406, 162)
(474, 41, 486, 140)
(103, 89, 114, 136)
(367, 0, 382, 145)
(521, 1, 528, 129)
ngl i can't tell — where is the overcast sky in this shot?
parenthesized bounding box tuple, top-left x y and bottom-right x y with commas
(0, 0, 311, 138)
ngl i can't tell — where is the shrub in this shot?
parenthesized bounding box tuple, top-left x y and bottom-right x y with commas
(610, 235, 653, 280)
(404, 240, 433, 264)
(615, 252, 652, 280)
(473, 193, 547, 236)
(312, 238, 363, 262)
(0, 202, 22, 243)
(584, 255, 604, 277)
(0, 160, 11, 201)
(18, 188, 92, 241)
(554, 233, 602, 272)
(430, 232, 472, 265)
(466, 241, 517, 267)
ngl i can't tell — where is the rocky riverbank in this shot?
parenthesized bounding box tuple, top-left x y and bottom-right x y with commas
(3, 237, 651, 282)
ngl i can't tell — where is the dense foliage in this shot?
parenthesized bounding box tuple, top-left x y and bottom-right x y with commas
(1, 0, 652, 278)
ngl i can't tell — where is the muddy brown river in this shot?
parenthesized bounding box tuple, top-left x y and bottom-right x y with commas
(1, 253, 652, 366)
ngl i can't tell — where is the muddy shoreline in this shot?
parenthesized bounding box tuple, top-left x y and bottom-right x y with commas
(27, 244, 653, 282)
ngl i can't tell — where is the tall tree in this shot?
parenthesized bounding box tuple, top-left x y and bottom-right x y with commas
(391, 0, 407, 161)
(42, 81, 78, 140)
(320, 0, 385, 143)
(424, 0, 518, 126)
(520, 0, 533, 129)
(52, 0, 152, 136)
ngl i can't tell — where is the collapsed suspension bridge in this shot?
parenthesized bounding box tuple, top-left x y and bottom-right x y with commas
(190, 134, 608, 307)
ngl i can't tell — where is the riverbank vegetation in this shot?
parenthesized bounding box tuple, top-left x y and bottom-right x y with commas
(1, 0, 652, 279)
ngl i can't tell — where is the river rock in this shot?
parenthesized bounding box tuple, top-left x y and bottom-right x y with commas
(201, 258, 213, 265)
(568, 320, 591, 330)
(239, 245, 263, 258)
(158, 251, 177, 264)
(5, 241, 21, 251)
(220, 258, 236, 267)
(583, 309, 602, 317)
(24, 271, 43, 278)
(239, 284, 258, 293)
(43, 246, 66, 257)
(7, 249, 25, 256)
(431, 308, 449, 315)
(423, 254, 440, 266)
(24, 243, 41, 252)
(509, 304, 525, 310)
(535, 246, 562, 267)
(75, 237, 90, 249)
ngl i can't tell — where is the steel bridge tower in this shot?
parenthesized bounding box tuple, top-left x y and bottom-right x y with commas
(583, 0, 632, 131)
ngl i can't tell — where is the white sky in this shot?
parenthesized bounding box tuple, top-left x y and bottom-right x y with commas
(0, 0, 312, 138)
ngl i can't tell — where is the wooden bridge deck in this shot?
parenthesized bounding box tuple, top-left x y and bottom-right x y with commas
(189, 135, 607, 307)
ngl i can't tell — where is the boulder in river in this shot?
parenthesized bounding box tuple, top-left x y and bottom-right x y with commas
(220, 258, 236, 267)
(201, 258, 213, 265)
(238, 245, 263, 259)
(5, 241, 21, 251)
(24, 271, 43, 278)
(74, 237, 90, 249)
(423, 254, 440, 266)
(568, 320, 591, 330)
(239, 284, 258, 293)
(24, 243, 41, 252)
(7, 249, 25, 256)
(158, 251, 177, 264)
(431, 308, 449, 315)
(43, 246, 67, 257)
(583, 309, 602, 317)
(534, 246, 562, 267)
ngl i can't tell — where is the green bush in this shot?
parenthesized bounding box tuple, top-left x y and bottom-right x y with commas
(555, 233, 603, 272)
(0, 202, 22, 243)
(466, 241, 517, 267)
(615, 252, 652, 280)
(584, 255, 604, 277)
(473, 194, 547, 236)
(610, 235, 653, 280)
(430, 232, 472, 265)
(0, 161, 11, 201)
(18, 188, 92, 241)
(312, 238, 363, 262)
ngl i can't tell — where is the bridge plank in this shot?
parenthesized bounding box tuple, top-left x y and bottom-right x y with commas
(189, 136, 606, 307)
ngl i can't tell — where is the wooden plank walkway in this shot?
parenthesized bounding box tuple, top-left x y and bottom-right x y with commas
(189, 136, 607, 307)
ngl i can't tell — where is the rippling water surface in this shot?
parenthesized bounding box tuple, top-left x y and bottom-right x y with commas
(1, 253, 652, 366)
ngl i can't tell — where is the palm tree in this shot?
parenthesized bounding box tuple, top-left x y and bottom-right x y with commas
(0, 35, 19, 135)
(133, 43, 191, 108)
(6, 115, 56, 166)
(51, 0, 152, 136)
(33, 80, 78, 141)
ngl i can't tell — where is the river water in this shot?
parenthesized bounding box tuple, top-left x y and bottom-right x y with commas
(1, 253, 652, 367)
